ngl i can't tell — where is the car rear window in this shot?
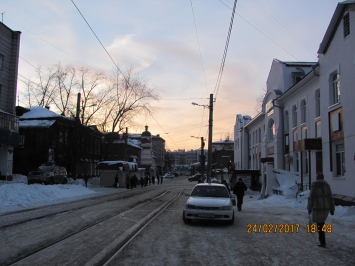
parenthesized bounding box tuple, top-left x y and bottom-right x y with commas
(191, 186, 229, 198)
(38, 166, 55, 172)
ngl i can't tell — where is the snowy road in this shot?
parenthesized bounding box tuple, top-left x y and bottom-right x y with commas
(1, 177, 354, 266)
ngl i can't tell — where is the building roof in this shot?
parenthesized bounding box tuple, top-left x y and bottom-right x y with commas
(212, 140, 234, 144)
(19, 120, 56, 128)
(318, 1, 355, 54)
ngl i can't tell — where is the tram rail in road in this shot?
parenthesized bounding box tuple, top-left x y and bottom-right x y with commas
(6, 189, 184, 266)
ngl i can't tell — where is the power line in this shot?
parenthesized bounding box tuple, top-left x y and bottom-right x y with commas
(6, 18, 93, 69)
(214, 0, 238, 100)
(150, 113, 180, 150)
(70, 0, 125, 78)
(189, 0, 209, 96)
(218, 0, 301, 62)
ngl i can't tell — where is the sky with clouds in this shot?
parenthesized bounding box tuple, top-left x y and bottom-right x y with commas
(1, 0, 341, 150)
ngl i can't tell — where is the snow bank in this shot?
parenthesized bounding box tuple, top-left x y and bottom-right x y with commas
(0, 181, 96, 214)
(274, 169, 300, 197)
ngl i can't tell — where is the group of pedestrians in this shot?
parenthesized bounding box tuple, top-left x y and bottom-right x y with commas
(139, 174, 163, 188)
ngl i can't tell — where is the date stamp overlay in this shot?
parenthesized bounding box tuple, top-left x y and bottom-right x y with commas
(247, 224, 332, 234)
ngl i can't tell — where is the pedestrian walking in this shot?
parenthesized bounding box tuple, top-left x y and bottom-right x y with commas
(157, 173, 160, 185)
(140, 176, 144, 187)
(160, 174, 163, 184)
(145, 175, 148, 187)
(233, 178, 247, 211)
(307, 172, 335, 248)
(114, 174, 119, 188)
(84, 174, 90, 188)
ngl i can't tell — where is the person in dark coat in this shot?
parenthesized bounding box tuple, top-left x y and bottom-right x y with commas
(160, 174, 163, 184)
(307, 173, 335, 248)
(233, 178, 247, 211)
(157, 173, 160, 185)
(140, 176, 144, 187)
(114, 174, 118, 188)
(84, 174, 90, 188)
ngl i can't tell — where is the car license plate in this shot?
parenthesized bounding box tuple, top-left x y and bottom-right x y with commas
(199, 213, 215, 218)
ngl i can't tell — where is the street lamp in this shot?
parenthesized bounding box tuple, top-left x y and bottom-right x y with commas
(192, 94, 214, 183)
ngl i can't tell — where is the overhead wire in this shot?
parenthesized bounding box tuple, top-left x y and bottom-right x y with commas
(150, 114, 180, 150)
(70, 0, 126, 79)
(213, 0, 238, 100)
(189, 0, 209, 96)
(218, 0, 301, 62)
(252, 0, 315, 58)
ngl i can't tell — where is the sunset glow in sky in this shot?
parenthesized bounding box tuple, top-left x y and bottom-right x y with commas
(1, 0, 340, 150)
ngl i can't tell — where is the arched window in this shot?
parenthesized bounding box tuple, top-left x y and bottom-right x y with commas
(292, 105, 297, 128)
(301, 100, 307, 124)
(315, 89, 320, 117)
(268, 119, 275, 141)
(284, 111, 289, 133)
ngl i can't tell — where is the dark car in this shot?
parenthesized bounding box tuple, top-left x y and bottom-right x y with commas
(28, 165, 68, 185)
(174, 173, 179, 177)
(188, 174, 203, 182)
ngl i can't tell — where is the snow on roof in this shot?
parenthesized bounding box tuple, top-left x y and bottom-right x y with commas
(97, 161, 138, 171)
(20, 106, 66, 119)
(213, 140, 234, 144)
(112, 139, 142, 149)
(19, 120, 56, 128)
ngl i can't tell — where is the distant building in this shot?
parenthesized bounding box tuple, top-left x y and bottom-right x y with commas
(212, 139, 234, 151)
(0, 22, 21, 181)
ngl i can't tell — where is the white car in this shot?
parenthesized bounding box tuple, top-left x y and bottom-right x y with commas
(183, 183, 236, 224)
(164, 173, 174, 178)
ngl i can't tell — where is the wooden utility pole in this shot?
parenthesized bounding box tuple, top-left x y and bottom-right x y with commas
(207, 94, 213, 183)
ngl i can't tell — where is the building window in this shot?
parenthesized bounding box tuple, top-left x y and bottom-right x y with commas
(316, 121, 321, 138)
(293, 130, 298, 144)
(315, 89, 321, 117)
(0, 54, 3, 70)
(302, 151, 309, 174)
(344, 12, 350, 38)
(285, 133, 289, 154)
(301, 100, 307, 124)
(292, 105, 297, 128)
(268, 119, 275, 141)
(284, 111, 289, 133)
(19, 135, 25, 146)
(336, 143, 345, 176)
(301, 126, 307, 139)
(331, 73, 340, 105)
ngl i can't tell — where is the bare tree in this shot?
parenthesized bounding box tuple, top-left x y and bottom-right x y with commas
(104, 68, 159, 133)
(22, 65, 58, 108)
(52, 63, 77, 116)
(254, 87, 267, 115)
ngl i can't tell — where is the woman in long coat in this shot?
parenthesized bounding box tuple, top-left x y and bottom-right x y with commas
(307, 173, 335, 248)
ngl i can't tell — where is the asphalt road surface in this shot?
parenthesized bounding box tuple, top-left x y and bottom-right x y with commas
(1, 176, 354, 266)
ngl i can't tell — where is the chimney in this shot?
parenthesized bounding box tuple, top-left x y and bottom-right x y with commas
(145, 125, 148, 131)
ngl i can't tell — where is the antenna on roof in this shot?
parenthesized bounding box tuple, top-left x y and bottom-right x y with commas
(1, 12, 5, 23)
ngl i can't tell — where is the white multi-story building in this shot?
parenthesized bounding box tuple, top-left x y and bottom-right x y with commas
(234, 1, 355, 201)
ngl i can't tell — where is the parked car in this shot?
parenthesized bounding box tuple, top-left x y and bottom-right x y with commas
(188, 174, 202, 182)
(164, 173, 174, 178)
(183, 183, 236, 224)
(28, 165, 68, 185)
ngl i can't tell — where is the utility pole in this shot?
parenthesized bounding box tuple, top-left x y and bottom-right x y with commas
(207, 93, 214, 183)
